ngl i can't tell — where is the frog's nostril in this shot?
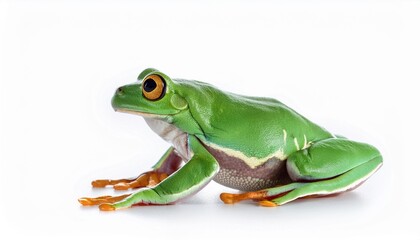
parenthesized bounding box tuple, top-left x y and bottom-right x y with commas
(116, 87, 124, 95)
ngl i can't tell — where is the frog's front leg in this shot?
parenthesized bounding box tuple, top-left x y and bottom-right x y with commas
(80, 136, 219, 211)
(91, 147, 182, 190)
(221, 138, 382, 206)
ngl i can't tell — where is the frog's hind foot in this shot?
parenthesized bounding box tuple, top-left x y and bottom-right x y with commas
(91, 171, 168, 190)
(220, 190, 270, 204)
(220, 182, 307, 206)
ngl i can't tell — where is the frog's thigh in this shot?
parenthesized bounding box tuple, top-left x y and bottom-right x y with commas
(287, 138, 381, 181)
(266, 138, 383, 206)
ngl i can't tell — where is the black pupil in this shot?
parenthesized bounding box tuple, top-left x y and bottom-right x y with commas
(143, 79, 157, 92)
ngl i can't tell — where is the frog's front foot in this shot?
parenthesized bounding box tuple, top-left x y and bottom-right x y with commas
(78, 194, 131, 207)
(91, 171, 168, 190)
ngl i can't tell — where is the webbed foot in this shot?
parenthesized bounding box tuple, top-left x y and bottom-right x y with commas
(220, 191, 268, 204)
(78, 194, 131, 206)
(91, 171, 168, 190)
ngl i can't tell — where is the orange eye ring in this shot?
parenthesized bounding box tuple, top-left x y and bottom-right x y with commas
(142, 75, 166, 100)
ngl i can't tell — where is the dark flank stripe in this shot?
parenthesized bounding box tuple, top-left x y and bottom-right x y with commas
(204, 145, 292, 191)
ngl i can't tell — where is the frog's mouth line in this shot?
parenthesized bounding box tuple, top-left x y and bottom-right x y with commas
(114, 108, 172, 118)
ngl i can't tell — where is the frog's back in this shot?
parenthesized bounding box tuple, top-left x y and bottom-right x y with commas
(176, 79, 332, 157)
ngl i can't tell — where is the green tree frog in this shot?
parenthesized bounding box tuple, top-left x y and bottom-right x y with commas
(79, 68, 383, 211)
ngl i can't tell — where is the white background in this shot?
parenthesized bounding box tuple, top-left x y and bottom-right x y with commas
(1, 0, 419, 239)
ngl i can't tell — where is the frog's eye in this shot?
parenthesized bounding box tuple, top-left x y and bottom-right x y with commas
(142, 75, 166, 101)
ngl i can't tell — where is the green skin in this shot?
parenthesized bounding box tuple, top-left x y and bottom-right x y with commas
(83, 68, 382, 210)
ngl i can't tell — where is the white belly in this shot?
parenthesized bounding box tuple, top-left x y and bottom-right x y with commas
(144, 118, 190, 160)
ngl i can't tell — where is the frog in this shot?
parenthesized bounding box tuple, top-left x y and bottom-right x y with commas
(78, 68, 383, 211)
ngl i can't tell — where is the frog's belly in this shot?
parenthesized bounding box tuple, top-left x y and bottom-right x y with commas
(204, 145, 292, 191)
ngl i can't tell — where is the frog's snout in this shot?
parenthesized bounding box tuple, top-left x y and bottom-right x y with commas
(111, 87, 124, 111)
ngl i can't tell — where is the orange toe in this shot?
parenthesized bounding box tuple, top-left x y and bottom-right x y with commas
(259, 200, 277, 207)
(220, 193, 237, 204)
(78, 198, 92, 206)
(99, 203, 116, 211)
(113, 182, 130, 190)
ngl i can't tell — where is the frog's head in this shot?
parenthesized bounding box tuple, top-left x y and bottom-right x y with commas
(111, 68, 189, 120)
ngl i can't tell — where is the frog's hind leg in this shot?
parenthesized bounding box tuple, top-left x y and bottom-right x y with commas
(220, 138, 382, 206)
(260, 138, 383, 207)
